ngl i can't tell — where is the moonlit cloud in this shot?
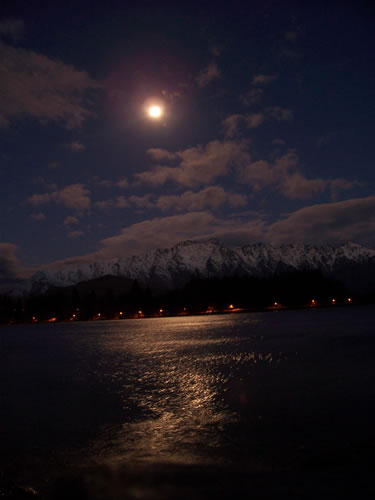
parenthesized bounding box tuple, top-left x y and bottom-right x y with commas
(252, 74, 277, 85)
(94, 211, 265, 259)
(128, 194, 154, 209)
(266, 196, 375, 245)
(116, 178, 129, 189)
(95, 200, 115, 211)
(246, 113, 265, 128)
(0, 243, 31, 290)
(156, 186, 247, 212)
(67, 230, 84, 239)
(65, 141, 86, 152)
(30, 212, 46, 221)
(240, 88, 264, 106)
(64, 215, 79, 226)
(265, 106, 293, 121)
(241, 150, 356, 199)
(222, 114, 244, 137)
(272, 138, 286, 146)
(48, 161, 59, 169)
(222, 109, 288, 137)
(279, 173, 328, 199)
(137, 140, 250, 187)
(196, 62, 220, 87)
(28, 184, 91, 211)
(0, 41, 97, 129)
(116, 196, 129, 208)
(0, 244, 21, 278)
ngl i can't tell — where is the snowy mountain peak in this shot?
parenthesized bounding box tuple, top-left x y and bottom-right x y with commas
(31, 240, 375, 294)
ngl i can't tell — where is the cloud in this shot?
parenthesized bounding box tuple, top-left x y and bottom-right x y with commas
(43, 194, 375, 269)
(0, 244, 20, 279)
(0, 243, 30, 291)
(240, 88, 264, 106)
(67, 230, 84, 239)
(222, 114, 244, 138)
(28, 193, 51, 205)
(30, 212, 46, 221)
(94, 211, 265, 258)
(0, 19, 24, 42)
(65, 141, 86, 152)
(64, 215, 79, 226)
(128, 194, 154, 209)
(196, 62, 220, 87)
(246, 113, 265, 128)
(330, 178, 359, 200)
(266, 196, 375, 246)
(210, 46, 221, 57)
(48, 161, 59, 169)
(33, 177, 57, 191)
(146, 148, 178, 162)
(316, 132, 337, 147)
(156, 186, 247, 212)
(44, 210, 266, 269)
(242, 150, 356, 199)
(28, 184, 91, 211)
(116, 196, 129, 208)
(241, 160, 275, 191)
(116, 178, 129, 189)
(95, 200, 115, 211)
(252, 74, 277, 85)
(0, 41, 97, 128)
(222, 109, 289, 137)
(279, 173, 328, 199)
(137, 140, 250, 187)
(272, 138, 286, 146)
(265, 106, 293, 121)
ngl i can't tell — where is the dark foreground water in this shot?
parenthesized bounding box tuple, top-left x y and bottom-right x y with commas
(1, 306, 375, 499)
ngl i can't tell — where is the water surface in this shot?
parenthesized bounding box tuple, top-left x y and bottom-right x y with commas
(2, 306, 375, 498)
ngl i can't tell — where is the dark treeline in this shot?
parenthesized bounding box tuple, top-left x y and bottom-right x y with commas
(1, 270, 374, 324)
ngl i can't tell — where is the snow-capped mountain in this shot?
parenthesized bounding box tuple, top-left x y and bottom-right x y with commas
(31, 240, 375, 294)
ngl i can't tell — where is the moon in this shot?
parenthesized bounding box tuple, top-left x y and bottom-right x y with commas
(148, 105, 163, 119)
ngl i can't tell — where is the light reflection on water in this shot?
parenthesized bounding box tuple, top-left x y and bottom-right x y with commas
(3, 307, 375, 497)
(68, 314, 285, 466)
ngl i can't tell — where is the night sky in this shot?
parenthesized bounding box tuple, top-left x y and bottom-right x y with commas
(1, 1, 374, 282)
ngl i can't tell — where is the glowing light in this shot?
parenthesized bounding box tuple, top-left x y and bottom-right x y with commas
(119, 311, 123, 315)
(274, 302, 278, 306)
(159, 309, 163, 313)
(348, 297, 352, 302)
(332, 298, 336, 304)
(148, 105, 162, 119)
(229, 304, 234, 309)
(311, 299, 315, 305)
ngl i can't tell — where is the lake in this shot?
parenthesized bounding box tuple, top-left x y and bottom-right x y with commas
(1, 306, 375, 498)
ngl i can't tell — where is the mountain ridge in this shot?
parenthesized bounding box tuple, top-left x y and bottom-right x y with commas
(31, 240, 375, 294)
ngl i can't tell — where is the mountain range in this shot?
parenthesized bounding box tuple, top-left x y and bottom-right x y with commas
(31, 240, 375, 295)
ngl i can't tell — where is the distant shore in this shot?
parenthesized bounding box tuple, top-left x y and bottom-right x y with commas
(4, 297, 371, 326)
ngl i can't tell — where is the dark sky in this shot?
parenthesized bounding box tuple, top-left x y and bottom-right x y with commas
(1, 0, 374, 279)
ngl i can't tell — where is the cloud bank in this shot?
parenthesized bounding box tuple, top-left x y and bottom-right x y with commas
(0, 40, 97, 128)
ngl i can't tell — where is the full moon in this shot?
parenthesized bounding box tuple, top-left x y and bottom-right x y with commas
(148, 105, 162, 119)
